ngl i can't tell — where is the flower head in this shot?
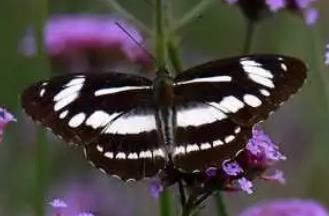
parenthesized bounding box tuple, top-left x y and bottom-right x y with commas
(0, 107, 15, 143)
(21, 15, 152, 73)
(239, 199, 329, 216)
(224, 0, 319, 25)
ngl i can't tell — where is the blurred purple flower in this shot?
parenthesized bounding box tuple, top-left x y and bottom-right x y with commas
(77, 212, 95, 216)
(239, 199, 329, 216)
(149, 179, 164, 198)
(325, 44, 329, 65)
(48, 180, 134, 216)
(223, 0, 319, 25)
(222, 160, 243, 177)
(0, 107, 15, 143)
(237, 177, 254, 194)
(20, 15, 153, 73)
(49, 199, 68, 209)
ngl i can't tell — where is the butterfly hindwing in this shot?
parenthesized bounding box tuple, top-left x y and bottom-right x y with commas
(21, 72, 166, 180)
(173, 55, 306, 172)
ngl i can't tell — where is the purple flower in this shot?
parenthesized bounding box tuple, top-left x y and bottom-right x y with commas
(223, 0, 319, 25)
(262, 170, 286, 184)
(149, 179, 164, 198)
(246, 127, 286, 167)
(49, 180, 134, 216)
(325, 44, 329, 65)
(49, 199, 68, 209)
(237, 177, 253, 194)
(21, 15, 153, 73)
(0, 107, 15, 143)
(77, 212, 95, 216)
(266, 0, 286, 11)
(222, 160, 243, 176)
(239, 199, 329, 216)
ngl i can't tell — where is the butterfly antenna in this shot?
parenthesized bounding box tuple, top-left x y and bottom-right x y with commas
(115, 22, 156, 64)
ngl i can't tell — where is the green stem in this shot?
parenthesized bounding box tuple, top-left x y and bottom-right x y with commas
(172, 0, 216, 32)
(34, 129, 48, 216)
(32, 0, 49, 215)
(104, 0, 152, 35)
(243, 20, 255, 54)
(155, 0, 167, 70)
(167, 39, 183, 74)
(160, 190, 171, 216)
(216, 193, 228, 216)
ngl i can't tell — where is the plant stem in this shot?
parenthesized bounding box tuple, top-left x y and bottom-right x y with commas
(104, 0, 152, 35)
(167, 39, 183, 74)
(216, 193, 228, 216)
(32, 0, 49, 215)
(155, 0, 167, 70)
(34, 129, 48, 216)
(243, 20, 256, 54)
(172, 0, 216, 32)
(160, 189, 171, 216)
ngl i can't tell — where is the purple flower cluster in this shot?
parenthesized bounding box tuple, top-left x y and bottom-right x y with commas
(49, 199, 94, 216)
(239, 199, 329, 216)
(21, 15, 153, 73)
(0, 107, 15, 144)
(224, 0, 318, 25)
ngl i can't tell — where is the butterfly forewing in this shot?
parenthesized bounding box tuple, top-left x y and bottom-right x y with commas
(21, 72, 166, 180)
(173, 55, 306, 172)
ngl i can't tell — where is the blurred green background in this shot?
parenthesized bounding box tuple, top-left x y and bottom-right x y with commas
(0, 0, 329, 215)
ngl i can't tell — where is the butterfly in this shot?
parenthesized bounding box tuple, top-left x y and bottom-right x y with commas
(21, 55, 306, 181)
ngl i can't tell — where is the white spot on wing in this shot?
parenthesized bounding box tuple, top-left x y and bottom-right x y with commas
(213, 139, 224, 147)
(68, 113, 86, 128)
(94, 86, 151, 96)
(53, 78, 85, 111)
(65, 77, 85, 87)
(241, 59, 275, 88)
(54, 94, 79, 111)
(225, 135, 235, 143)
(177, 106, 227, 127)
(211, 96, 244, 113)
(96, 144, 104, 153)
(281, 63, 288, 71)
(105, 114, 156, 135)
(200, 142, 212, 150)
(241, 60, 273, 78)
(243, 94, 262, 107)
(59, 110, 69, 119)
(128, 153, 138, 160)
(40, 88, 46, 97)
(104, 152, 114, 159)
(116, 152, 126, 159)
(186, 144, 199, 153)
(174, 146, 186, 156)
(176, 76, 232, 85)
(139, 150, 152, 158)
(86, 111, 121, 129)
(260, 89, 270, 97)
(248, 74, 275, 88)
(234, 127, 241, 134)
(153, 149, 165, 158)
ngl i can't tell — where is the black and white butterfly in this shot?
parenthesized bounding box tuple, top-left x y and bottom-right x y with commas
(21, 55, 306, 181)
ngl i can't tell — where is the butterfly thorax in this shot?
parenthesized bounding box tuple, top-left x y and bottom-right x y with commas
(153, 72, 176, 157)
